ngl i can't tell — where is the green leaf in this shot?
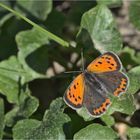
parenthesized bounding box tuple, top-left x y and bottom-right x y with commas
(5, 87, 39, 127)
(13, 119, 41, 138)
(120, 47, 140, 68)
(74, 124, 118, 140)
(77, 107, 94, 121)
(17, 0, 52, 21)
(0, 56, 21, 103)
(127, 127, 140, 140)
(108, 94, 135, 115)
(122, 47, 140, 65)
(0, 13, 14, 30)
(101, 115, 115, 126)
(129, 1, 140, 30)
(13, 98, 71, 140)
(97, 0, 122, 8)
(0, 98, 4, 139)
(78, 5, 122, 53)
(16, 27, 50, 81)
(127, 66, 140, 94)
(67, 1, 95, 25)
(0, 56, 33, 103)
(45, 9, 65, 36)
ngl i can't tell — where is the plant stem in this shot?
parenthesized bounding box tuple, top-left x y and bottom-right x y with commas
(0, 2, 69, 47)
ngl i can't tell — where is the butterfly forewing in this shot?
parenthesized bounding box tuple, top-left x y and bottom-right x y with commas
(63, 74, 84, 109)
(87, 52, 122, 73)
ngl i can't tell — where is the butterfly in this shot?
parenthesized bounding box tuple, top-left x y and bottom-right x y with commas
(63, 52, 129, 117)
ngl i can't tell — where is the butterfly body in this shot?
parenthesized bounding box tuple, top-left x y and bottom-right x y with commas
(64, 52, 129, 117)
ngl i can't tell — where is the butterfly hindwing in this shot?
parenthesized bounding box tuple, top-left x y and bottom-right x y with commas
(83, 72, 111, 117)
(94, 71, 129, 97)
(63, 74, 84, 109)
(87, 52, 122, 73)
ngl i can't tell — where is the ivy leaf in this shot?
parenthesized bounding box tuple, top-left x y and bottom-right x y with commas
(74, 124, 118, 140)
(127, 127, 140, 140)
(78, 5, 122, 53)
(5, 87, 39, 127)
(17, 0, 52, 21)
(0, 98, 4, 139)
(97, 0, 122, 8)
(127, 66, 140, 94)
(129, 1, 140, 30)
(45, 9, 66, 36)
(121, 47, 140, 68)
(101, 115, 115, 127)
(13, 98, 71, 140)
(77, 107, 93, 121)
(67, 1, 95, 25)
(0, 13, 14, 31)
(16, 27, 50, 82)
(108, 94, 135, 115)
(0, 56, 27, 103)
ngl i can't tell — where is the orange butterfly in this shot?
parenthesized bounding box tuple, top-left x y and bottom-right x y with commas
(63, 52, 129, 117)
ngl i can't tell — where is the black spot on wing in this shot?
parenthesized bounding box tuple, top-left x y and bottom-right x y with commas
(103, 108, 106, 111)
(78, 96, 81, 100)
(98, 61, 102, 64)
(106, 57, 111, 60)
(104, 52, 121, 70)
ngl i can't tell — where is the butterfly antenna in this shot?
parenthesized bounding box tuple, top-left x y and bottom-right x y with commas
(64, 70, 83, 74)
(81, 49, 84, 72)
